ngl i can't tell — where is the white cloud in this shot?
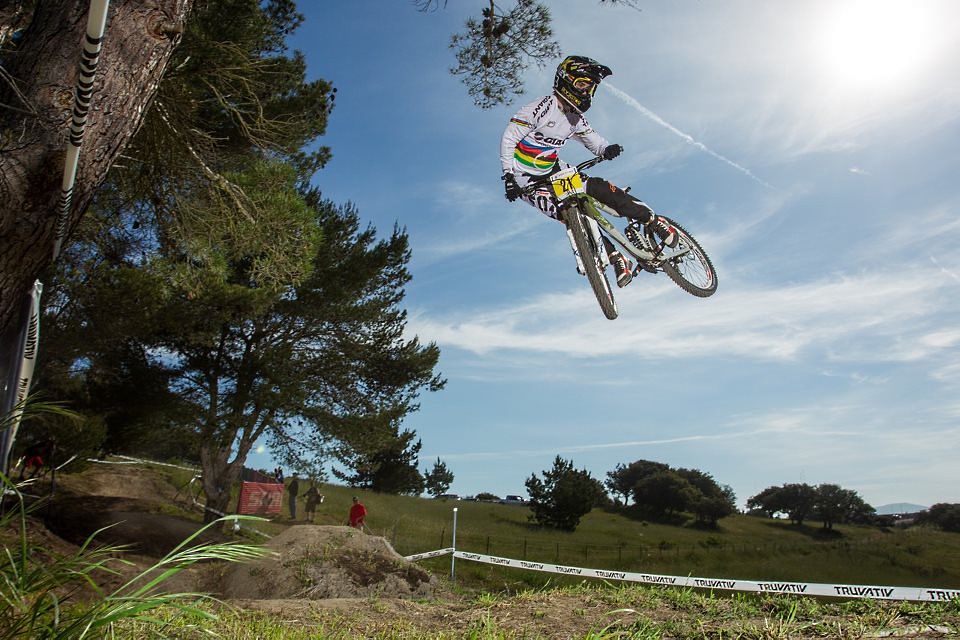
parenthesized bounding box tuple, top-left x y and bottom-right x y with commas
(410, 264, 955, 364)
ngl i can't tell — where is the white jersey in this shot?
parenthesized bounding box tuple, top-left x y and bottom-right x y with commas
(500, 94, 610, 178)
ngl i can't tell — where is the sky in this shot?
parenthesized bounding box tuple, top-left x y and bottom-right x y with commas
(248, 0, 960, 510)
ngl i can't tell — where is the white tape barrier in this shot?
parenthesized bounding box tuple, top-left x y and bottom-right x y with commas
(405, 549, 958, 603)
(404, 547, 454, 562)
(111, 454, 199, 472)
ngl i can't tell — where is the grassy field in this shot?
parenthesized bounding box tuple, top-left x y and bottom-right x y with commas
(18, 461, 957, 639)
(108, 582, 960, 639)
(160, 464, 960, 594)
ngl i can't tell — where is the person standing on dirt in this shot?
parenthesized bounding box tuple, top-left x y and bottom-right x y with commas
(304, 482, 324, 523)
(287, 473, 300, 520)
(18, 437, 56, 480)
(348, 496, 367, 530)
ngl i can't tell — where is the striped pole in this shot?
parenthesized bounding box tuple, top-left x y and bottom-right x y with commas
(0, 281, 43, 476)
(52, 0, 112, 261)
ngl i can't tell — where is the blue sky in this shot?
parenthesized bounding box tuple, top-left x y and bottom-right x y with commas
(250, 0, 960, 509)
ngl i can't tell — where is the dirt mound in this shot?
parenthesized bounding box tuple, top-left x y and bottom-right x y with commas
(58, 464, 181, 502)
(221, 525, 438, 600)
(45, 495, 228, 557)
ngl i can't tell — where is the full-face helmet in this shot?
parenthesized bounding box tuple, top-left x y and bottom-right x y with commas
(554, 55, 613, 112)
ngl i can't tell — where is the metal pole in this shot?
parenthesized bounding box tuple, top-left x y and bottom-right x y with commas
(450, 507, 458, 582)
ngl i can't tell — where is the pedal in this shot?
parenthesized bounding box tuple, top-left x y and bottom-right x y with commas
(636, 262, 658, 274)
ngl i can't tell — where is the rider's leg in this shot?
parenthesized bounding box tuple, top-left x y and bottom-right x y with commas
(585, 177, 678, 248)
(585, 177, 653, 221)
(602, 236, 633, 288)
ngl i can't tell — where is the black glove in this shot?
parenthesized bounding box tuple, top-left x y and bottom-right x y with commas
(502, 172, 522, 202)
(602, 143, 623, 160)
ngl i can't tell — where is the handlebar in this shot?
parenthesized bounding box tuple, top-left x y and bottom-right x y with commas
(518, 155, 607, 196)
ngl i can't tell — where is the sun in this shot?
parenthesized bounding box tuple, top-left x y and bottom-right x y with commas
(816, 0, 937, 89)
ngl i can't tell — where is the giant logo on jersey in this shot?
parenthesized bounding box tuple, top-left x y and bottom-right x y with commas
(533, 131, 566, 146)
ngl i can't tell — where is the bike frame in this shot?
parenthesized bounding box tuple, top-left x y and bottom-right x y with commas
(573, 195, 692, 269)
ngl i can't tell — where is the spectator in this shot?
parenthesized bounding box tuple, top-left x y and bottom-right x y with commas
(19, 437, 56, 481)
(304, 483, 324, 523)
(287, 473, 299, 520)
(348, 496, 367, 530)
(274, 466, 284, 484)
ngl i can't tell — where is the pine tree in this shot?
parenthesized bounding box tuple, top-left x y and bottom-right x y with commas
(423, 458, 454, 497)
(525, 456, 602, 531)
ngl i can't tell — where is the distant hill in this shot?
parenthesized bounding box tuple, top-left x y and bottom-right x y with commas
(875, 503, 927, 515)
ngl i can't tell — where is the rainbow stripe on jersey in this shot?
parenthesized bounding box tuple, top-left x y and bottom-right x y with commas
(514, 139, 559, 173)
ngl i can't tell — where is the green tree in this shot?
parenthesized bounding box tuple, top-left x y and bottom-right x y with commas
(423, 457, 455, 497)
(746, 486, 783, 518)
(747, 483, 817, 526)
(525, 456, 600, 531)
(814, 483, 874, 530)
(40, 172, 443, 519)
(922, 503, 960, 533)
(4, 0, 336, 467)
(448, 0, 560, 109)
(632, 470, 697, 517)
(676, 467, 736, 526)
(605, 459, 669, 505)
(332, 418, 426, 496)
(421, 0, 641, 109)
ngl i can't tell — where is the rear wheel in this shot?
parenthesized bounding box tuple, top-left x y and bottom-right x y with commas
(564, 205, 618, 320)
(657, 217, 717, 297)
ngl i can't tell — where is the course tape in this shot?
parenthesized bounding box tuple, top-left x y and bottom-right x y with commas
(404, 547, 454, 562)
(112, 455, 199, 472)
(406, 550, 959, 602)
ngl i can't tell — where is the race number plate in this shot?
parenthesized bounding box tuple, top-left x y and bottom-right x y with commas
(550, 168, 585, 201)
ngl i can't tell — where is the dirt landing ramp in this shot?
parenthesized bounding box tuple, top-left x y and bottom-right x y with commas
(221, 525, 438, 600)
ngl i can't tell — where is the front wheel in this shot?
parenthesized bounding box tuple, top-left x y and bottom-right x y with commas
(658, 217, 718, 298)
(564, 205, 618, 320)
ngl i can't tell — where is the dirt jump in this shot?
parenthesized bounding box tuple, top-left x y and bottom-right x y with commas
(41, 462, 440, 602)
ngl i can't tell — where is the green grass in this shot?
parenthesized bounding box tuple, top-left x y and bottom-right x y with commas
(103, 582, 960, 639)
(107, 461, 960, 594)
(17, 459, 960, 639)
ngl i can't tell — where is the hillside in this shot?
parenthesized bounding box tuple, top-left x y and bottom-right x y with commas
(6, 460, 959, 638)
(877, 503, 929, 515)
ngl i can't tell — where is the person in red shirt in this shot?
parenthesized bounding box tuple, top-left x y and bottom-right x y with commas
(348, 496, 367, 530)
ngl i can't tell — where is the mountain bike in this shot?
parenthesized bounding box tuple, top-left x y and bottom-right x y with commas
(520, 156, 717, 320)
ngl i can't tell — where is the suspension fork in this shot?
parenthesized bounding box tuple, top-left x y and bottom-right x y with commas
(563, 201, 610, 271)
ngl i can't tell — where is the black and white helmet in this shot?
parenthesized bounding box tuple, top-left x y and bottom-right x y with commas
(554, 55, 613, 112)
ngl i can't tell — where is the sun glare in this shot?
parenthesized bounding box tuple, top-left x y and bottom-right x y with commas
(817, 0, 937, 89)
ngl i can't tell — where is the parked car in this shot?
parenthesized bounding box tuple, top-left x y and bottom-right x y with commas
(499, 495, 527, 505)
(435, 493, 460, 500)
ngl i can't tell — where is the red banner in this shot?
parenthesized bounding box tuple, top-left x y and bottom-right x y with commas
(236, 481, 283, 516)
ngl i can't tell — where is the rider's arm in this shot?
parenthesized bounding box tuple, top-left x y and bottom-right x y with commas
(573, 116, 611, 158)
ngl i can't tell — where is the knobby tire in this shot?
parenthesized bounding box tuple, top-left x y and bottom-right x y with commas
(658, 217, 718, 298)
(564, 205, 618, 320)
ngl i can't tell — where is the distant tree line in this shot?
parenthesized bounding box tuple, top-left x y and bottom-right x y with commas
(497, 456, 737, 533)
(605, 459, 737, 526)
(746, 483, 875, 530)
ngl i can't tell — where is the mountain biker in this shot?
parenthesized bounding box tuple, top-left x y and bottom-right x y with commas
(500, 55, 678, 288)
